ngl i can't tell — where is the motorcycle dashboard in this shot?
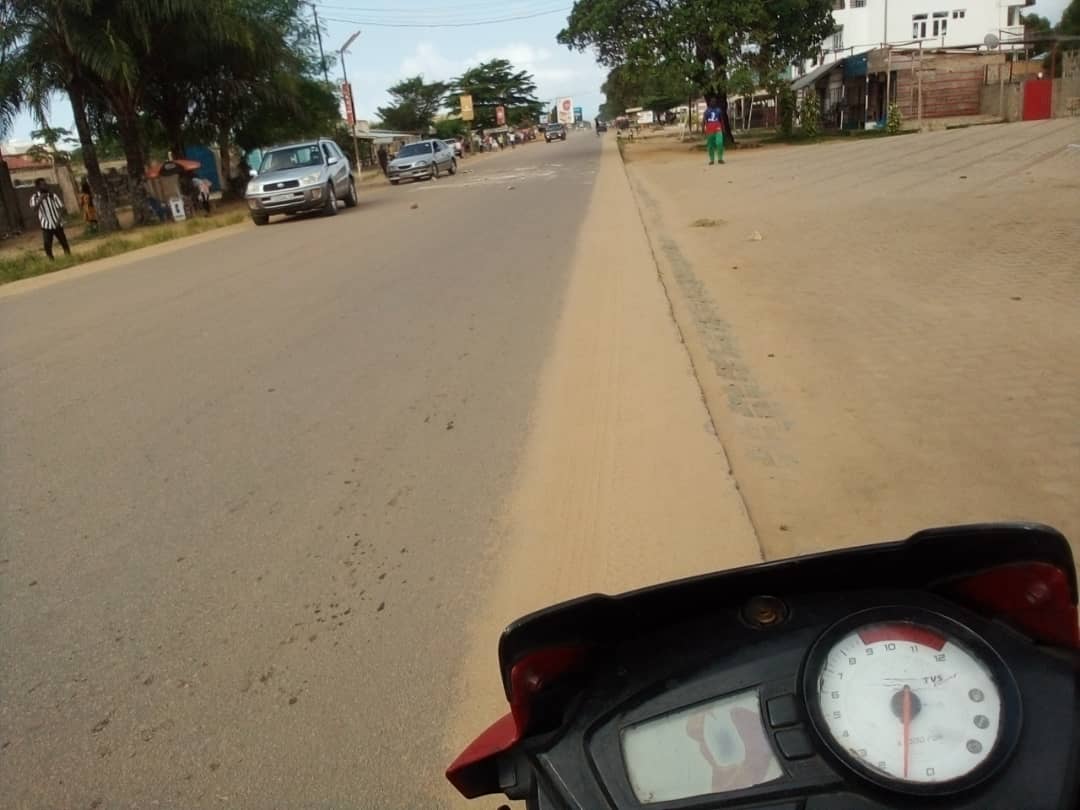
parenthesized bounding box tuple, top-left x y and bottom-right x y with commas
(525, 590, 1079, 810)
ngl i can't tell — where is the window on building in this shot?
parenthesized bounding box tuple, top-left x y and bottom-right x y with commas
(912, 14, 928, 38)
(952, 9, 965, 18)
(932, 11, 948, 36)
(1007, 6, 1019, 25)
(832, 26, 844, 49)
(832, 0, 845, 9)
(851, 0, 866, 7)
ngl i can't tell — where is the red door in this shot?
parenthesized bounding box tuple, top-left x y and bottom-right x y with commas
(1022, 79, 1053, 121)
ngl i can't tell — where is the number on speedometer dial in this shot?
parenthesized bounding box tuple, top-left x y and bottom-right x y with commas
(813, 618, 1005, 787)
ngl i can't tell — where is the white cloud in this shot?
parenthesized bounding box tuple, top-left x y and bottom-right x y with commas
(355, 40, 605, 121)
(398, 42, 460, 82)
(469, 42, 591, 95)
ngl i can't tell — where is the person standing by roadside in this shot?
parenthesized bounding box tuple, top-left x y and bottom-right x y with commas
(79, 178, 98, 234)
(704, 98, 725, 166)
(377, 144, 389, 177)
(29, 178, 71, 260)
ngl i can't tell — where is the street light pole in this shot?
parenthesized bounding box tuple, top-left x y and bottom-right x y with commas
(338, 30, 363, 177)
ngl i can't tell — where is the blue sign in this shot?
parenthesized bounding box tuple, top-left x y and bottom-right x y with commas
(573, 106, 583, 123)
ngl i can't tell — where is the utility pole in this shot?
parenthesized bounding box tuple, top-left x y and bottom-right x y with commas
(311, 2, 329, 84)
(339, 30, 363, 176)
(917, 40, 924, 129)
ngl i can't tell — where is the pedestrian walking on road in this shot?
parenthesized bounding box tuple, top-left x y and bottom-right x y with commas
(377, 144, 389, 177)
(29, 178, 71, 260)
(704, 98, 725, 166)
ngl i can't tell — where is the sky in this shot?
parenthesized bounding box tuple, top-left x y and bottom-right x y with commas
(4, 0, 606, 148)
(3, 0, 1072, 148)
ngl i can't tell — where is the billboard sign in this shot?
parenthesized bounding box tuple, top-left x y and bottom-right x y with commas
(556, 97, 573, 124)
(460, 94, 475, 121)
(495, 105, 506, 126)
(342, 82, 355, 126)
(573, 106, 583, 123)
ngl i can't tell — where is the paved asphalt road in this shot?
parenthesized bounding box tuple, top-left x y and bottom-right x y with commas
(0, 135, 601, 809)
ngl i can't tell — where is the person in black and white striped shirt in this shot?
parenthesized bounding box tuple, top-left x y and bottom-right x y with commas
(29, 178, 72, 260)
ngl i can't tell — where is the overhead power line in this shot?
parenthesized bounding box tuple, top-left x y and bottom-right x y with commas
(320, 7, 570, 28)
(316, 0, 555, 12)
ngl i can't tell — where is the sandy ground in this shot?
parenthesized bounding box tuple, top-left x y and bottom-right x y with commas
(621, 120, 1080, 561)
(444, 136, 762, 808)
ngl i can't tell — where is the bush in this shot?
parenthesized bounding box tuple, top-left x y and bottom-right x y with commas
(777, 85, 795, 137)
(801, 92, 821, 138)
(887, 103, 903, 134)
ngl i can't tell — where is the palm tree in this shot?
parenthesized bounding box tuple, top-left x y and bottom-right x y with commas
(12, 0, 122, 230)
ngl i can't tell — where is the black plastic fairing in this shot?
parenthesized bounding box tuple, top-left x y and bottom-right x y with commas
(496, 523, 1076, 698)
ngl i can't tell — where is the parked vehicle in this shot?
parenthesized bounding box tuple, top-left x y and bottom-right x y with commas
(448, 522, 1080, 810)
(388, 140, 457, 184)
(245, 138, 356, 226)
(443, 138, 464, 158)
(595, 120, 608, 133)
(545, 123, 567, 142)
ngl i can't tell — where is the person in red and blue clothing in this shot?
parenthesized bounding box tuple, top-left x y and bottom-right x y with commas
(704, 98, 725, 166)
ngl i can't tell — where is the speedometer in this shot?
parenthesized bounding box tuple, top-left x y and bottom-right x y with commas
(804, 607, 1021, 795)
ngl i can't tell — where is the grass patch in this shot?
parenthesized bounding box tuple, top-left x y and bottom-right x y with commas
(0, 210, 246, 286)
(691, 217, 726, 228)
(758, 128, 918, 146)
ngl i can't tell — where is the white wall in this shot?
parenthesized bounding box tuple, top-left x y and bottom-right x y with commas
(803, 0, 1027, 72)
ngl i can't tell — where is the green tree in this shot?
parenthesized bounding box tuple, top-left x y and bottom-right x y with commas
(233, 75, 340, 152)
(376, 75, 448, 133)
(801, 91, 820, 138)
(558, 0, 835, 143)
(9, 0, 122, 230)
(886, 102, 902, 134)
(446, 59, 543, 129)
(1060, 0, 1080, 44)
(728, 65, 756, 130)
(434, 118, 468, 139)
(600, 64, 693, 121)
(0, 4, 24, 140)
(27, 126, 76, 163)
(1023, 12, 1054, 40)
(777, 84, 795, 137)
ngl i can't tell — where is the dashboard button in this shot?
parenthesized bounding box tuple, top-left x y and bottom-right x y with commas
(775, 728, 815, 760)
(766, 695, 800, 727)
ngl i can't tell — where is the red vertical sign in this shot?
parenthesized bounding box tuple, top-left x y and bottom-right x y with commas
(495, 105, 506, 126)
(342, 82, 356, 126)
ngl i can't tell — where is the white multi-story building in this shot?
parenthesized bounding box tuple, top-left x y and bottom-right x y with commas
(803, 0, 1032, 71)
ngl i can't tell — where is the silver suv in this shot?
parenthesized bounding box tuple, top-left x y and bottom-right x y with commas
(246, 139, 357, 225)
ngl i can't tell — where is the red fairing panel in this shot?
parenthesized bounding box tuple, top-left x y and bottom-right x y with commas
(948, 562, 1079, 649)
(446, 712, 519, 799)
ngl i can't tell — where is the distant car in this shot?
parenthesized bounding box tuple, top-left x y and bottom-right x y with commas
(596, 120, 608, 133)
(545, 123, 567, 142)
(245, 138, 357, 226)
(443, 139, 464, 157)
(388, 139, 458, 184)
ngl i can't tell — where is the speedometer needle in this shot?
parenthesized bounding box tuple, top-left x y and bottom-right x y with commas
(901, 685, 912, 778)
